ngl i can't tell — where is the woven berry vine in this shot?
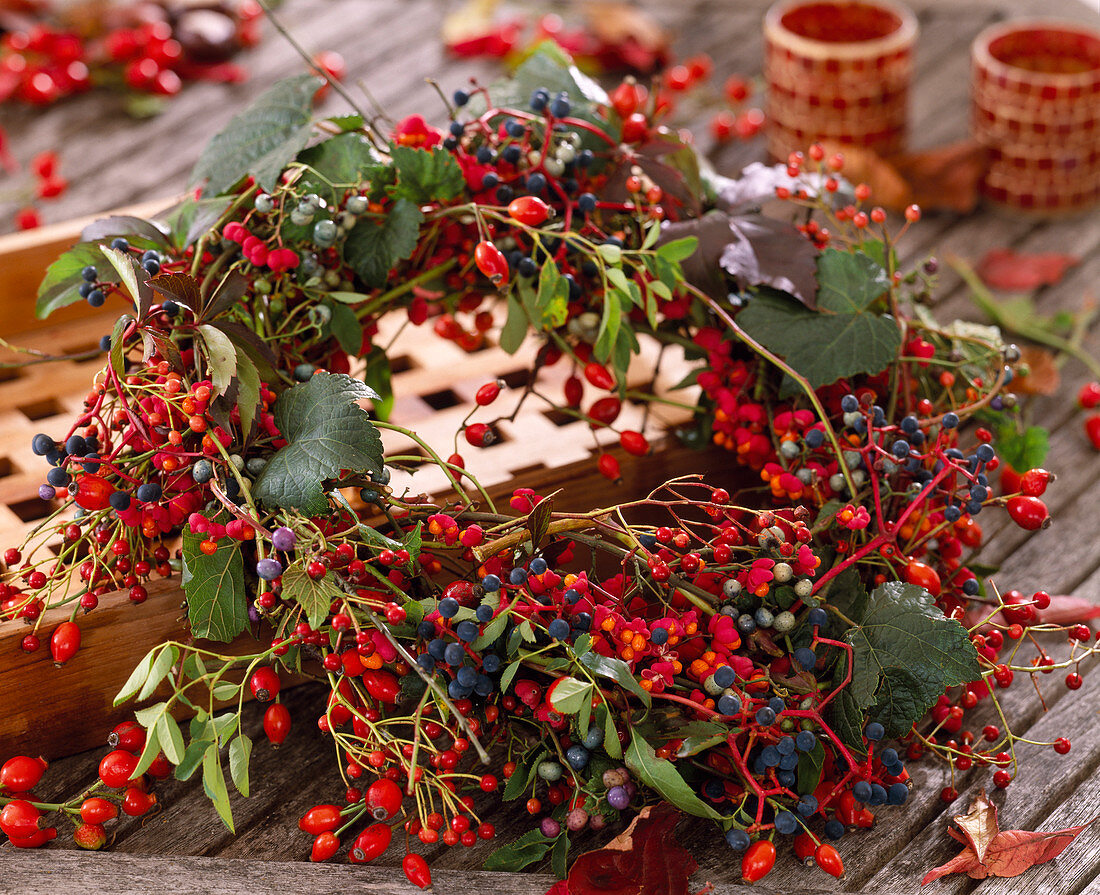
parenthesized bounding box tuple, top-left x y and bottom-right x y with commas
(1, 47, 1097, 891)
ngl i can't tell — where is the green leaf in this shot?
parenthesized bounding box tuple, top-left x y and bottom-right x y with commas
(296, 132, 381, 205)
(198, 324, 237, 397)
(156, 712, 186, 765)
(502, 749, 546, 801)
(234, 346, 262, 437)
(158, 195, 234, 251)
(327, 300, 363, 354)
(994, 422, 1049, 474)
(281, 562, 343, 629)
(131, 719, 163, 779)
(842, 582, 981, 740)
(472, 611, 509, 651)
(212, 682, 239, 701)
(625, 730, 722, 820)
(109, 314, 133, 380)
(796, 740, 826, 794)
(342, 198, 423, 288)
(737, 288, 901, 392)
(190, 75, 319, 195)
(252, 373, 383, 514)
(202, 743, 235, 832)
(485, 828, 555, 872)
(548, 677, 593, 715)
(500, 659, 522, 693)
(115, 649, 160, 706)
(228, 734, 252, 797)
(579, 652, 651, 707)
(138, 645, 178, 701)
(100, 245, 150, 314)
(551, 833, 570, 879)
(175, 737, 212, 782)
(389, 144, 465, 204)
(535, 262, 569, 328)
(362, 346, 394, 421)
(600, 704, 622, 760)
(500, 291, 529, 354)
(656, 237, 699, 264)
(823, 566, 868, 626)
(326, 291, 369, 304)
(36, 243, 123, 318)
(181, 528, 248, 642)
(211, 711, 240, 746)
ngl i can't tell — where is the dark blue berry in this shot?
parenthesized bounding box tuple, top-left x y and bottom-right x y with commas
(482, 653, 502, 674)
(136, 482, 161, 502)
(577, 192, 597, 213)
(900, 415, 919, 434)
(795, 730, 816, 752)
(887, 782, 909, 805)
(864, 721, 885, 741)
(110, 237, 129, 251)
(453, 89, 469, 106)
(712, 665, 736, 688)
(428, 638, 448, 661)
(779, 752, 799, 771)
(81, 454, 101, 473)
(81, 265, 98, 281)
(805, 428, 824, 448)
(109, 491, 131, 511)
(892, 439, 911, 459)
(793, 647, 817, 671)
(879, 747, 898, 766)
(502, 145, 521, 164)
(942, 412, 959, 429)
(841, 394, 859, 413)
(565, 745, 589, 770)
(87, 289, 105, 307)
(529, 557, 548, 575)
(755, 706, 776, 727)
(475, 604, 494, 623)
(448, 679, 472, 699)
(807, 607, 828, 627)
(650, 626, 668, 645)
(505, 118, 525, 137)
(852, 780, 873, 803)
(768, 696, 786, 715)
(774, 811, 798, 835)
(717, 694, 741, 715)
(776, 736, 795, 756)
(576, 149, 593, 168)
(438, 596, 460, 619)
(474, 674, 494, 696)
(455, 620, 480, 642)
(162, 299, 179, 317)
(564, 588, 580, 604)
(509, 567, 527, 585)
(824, 819, 845, 840)
(761, 745, 780, 767)
(482, 574, 501, 592)
(142, 259, 160, 275)
(573, 613, 592, 632)
(449, 120, 465, 137)
(46, 467, 70, 487)
(79, 282, 94, 298)
(868, 784, 888, 806)
(976, 444, 996, 463)
(456, 666, 477, 687)
(417, 654, 436, 673)
(796, 795, 818, 816)
(962, 578, 980, 595)
(548, 618, 570, 640)
(417, 621, 436, 639)
(526, 172, 547, 195)
(31, 434, 54, 456)
(444, 643, 465, 666)
(549, 94, 570, 117)
(944, 505, 962, 522)
(530, 88, 549, 111)
(725, 828, 750, 850)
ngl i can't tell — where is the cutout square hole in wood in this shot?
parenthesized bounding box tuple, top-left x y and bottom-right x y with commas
(421, 388, 462, 410)
(18, 397, 65, 422)
(543, 408, 578, 427)
(8, 497, 51, 524)
(389, 354, 416, 374)
(0, 457, 16, 478)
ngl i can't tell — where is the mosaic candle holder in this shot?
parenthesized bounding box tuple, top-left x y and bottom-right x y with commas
(763, 0, 918, 161)
(972, 20, 1100, 213)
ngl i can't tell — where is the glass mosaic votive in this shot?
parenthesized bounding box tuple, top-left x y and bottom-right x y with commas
(763, 0, 918, 161)
(972, 20, 1100, 213)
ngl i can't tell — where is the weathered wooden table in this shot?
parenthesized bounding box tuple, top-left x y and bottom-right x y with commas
(4, 0, 1100, 892)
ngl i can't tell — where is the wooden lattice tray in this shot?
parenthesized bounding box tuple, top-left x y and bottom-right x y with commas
(0, 208, 738, 760)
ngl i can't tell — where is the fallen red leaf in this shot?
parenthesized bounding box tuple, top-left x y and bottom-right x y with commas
(1037, 594, 1100, 625)
(582, 3, 670, 73)
(1013, 346, 1060, 396)
(922, 791, 1097, 886)
(977, 248, 1080, 291)
(559, 804, 696, 895)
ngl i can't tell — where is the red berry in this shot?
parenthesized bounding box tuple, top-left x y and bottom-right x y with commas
(597, 453, 621, 482)
(50, 621, 81, 664)
(300, 804, 343, 835)
(0, 755, 46, 793)
(79, 797, 118, 825)
(1006, 495, 1049, 530)
(464, 422, 496, 447)
(741, 839, 776, 883)
(1020, 468, 1053, 496)
(993, 769, 1012, 788)
(403, 852, 432, 889)
(474, 241, 509, 285)
(619, 430, 650, 456)
(73, 821, 107, 850)
(583, 362, 615, 391)
(610, 79, 646, 117)
(108, 720, 146, 754)
(475, 379, 503, 406)
(98, 750, 138, 788)
(815, 843, 844, 879)
(1053, 737, 1072, 754)
(249, 666, 281, 702)
(310, 831, 340, 862)
(507, 196, 550, 226)
(1086, 413, 1100, 450)
(903, 560, 941, 597)
(350, 823, 392, 863)
(122, 787, 156, 817)
(1066, 672, 1083, 690)
(366, 777, 403, 820)
(73, 474, 115, 510)
(1077, 381, 1100, 409)
(0, 800, 41, 839)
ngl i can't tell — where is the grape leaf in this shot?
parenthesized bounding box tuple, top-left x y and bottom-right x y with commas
(280, 562, 343, 630)
(198, 324, 237, 397)
(296, 132, 382, 205)
(994, 422, 1049, 474)
(342, 198, 423, 288)
(190, 75, 320, 195)
(737, 249, 900, 392)
(389, 144, 465, 205)
(625, 731, 722, 820)
(251, 373, 383, 514)
(36, 243, 123, 318)
(180, 529, 247, 643)
(843, 582, 981, 739)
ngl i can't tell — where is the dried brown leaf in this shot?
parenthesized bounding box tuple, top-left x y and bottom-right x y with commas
(890, 141, 987, 214)
(954, 791, 1000, 861)
(1013, 346, 1060, 396)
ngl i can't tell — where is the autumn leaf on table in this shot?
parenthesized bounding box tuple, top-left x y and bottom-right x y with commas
(976, 248, 1080, 292)
(1012, 346, 1060, 397)
(548, 804, 698, 895)
(820, 140, 986, 214)
(442, 0, 522, 57)
(581, 2, 671, 74)
(922, 791, 1097, 885)
(1036, 594, 1100, 626)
